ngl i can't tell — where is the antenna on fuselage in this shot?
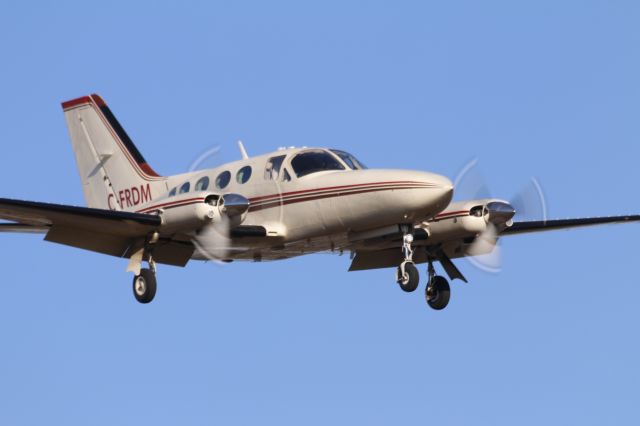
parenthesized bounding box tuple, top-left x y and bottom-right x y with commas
(237, 140, 249, 160)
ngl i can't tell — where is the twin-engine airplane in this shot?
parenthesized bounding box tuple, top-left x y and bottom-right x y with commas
(1, 94, 638, 310)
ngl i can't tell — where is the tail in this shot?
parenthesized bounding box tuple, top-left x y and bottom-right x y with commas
(61, 94, 166, 211)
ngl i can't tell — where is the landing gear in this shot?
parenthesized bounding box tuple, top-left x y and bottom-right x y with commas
(394, 242, 453, 310)
(133, 268, 157, 304)
(128, 232, 159, 304)
(426, 275, 450, 310)
(396, 232, 419, 292)
(425, 258, 451, 311)
(397, 263, 419, 292)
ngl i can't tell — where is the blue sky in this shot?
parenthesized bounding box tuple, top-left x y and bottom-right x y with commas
(1, 1, 640, 424)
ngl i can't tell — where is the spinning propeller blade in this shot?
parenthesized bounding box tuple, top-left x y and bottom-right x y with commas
(456, 159, 547, 272)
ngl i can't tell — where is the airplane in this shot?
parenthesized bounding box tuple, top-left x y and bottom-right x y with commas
(1, 93, 639, 310)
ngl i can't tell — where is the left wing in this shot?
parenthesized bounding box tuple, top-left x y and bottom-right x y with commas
(500, 215, 640, 236)
(348, 214, 640, 273)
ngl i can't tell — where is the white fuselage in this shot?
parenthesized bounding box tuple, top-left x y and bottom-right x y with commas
(123, 147, 454, 261)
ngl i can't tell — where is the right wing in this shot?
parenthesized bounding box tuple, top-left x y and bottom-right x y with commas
(0, 197, 194, 266)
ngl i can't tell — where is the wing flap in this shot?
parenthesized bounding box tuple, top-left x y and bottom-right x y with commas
(0, 223, 49, 233)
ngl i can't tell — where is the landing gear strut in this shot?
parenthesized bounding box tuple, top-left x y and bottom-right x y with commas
(425, 258, 451, 311)
(397, 232, 419, 292)
(128, 233, 159, 304)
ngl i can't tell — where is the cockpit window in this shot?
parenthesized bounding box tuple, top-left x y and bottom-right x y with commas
(291, 150, 345, 178)
(330, 149, 367, 170)
(264, 155, 286, 180)
(168, 187, 177, 197)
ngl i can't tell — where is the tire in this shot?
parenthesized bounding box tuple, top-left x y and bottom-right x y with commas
(133, 268, 157, 304)
(397, 263, 420, 293)
(426, 275, 450, 310)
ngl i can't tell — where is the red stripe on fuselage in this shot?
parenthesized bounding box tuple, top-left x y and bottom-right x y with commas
(249, 180, 435, 203)
(248, 184, 436, 212)
(135, 197, 205, 213)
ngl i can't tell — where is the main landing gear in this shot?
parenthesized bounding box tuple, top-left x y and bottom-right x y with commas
(396, 230, 451, 311)
(128, 233, 159, 304)
(133, 262, 157, 304)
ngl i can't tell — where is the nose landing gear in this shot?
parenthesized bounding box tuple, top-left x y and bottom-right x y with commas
(397, 233, 420, 292)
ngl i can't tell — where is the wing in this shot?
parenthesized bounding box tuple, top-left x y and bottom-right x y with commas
(501, 215, 640, 236)
(0, 197, 194, 266)
(348, 215, 640, 272)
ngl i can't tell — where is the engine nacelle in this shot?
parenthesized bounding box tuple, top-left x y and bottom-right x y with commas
(150, 191, 219, 233)
(422, 199, 515, 244)
(136, 191, 252, 234)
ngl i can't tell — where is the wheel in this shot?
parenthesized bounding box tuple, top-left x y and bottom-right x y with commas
(133, 268, 157, 304)
(426, 275, 450, 310)
(397, 262, 419, 293)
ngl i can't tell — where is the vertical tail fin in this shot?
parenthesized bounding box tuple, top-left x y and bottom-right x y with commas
(61, 94, 166, 210)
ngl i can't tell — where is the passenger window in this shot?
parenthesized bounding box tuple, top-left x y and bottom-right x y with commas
(282, 168, 292, 182)
(195, 176, 210, 191)
(236, 166, 252, 184)
(264, 155, 286, 180)
(168, 187, 177, 197)
(291, 150, 345, 178)
(216, 171, 231, 189)
(179, 182, 190, 194)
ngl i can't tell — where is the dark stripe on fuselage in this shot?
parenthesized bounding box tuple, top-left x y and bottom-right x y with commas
(248, 183, 434, 212)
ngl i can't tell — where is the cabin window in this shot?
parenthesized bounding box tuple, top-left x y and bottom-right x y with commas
(168, 187, 177, 197)
(282, 168, 292, 182)
(195, 176, 210, 191)
(291, 150, 345, 178)
(330, 149, 367, 170)
(179, 182, 190, 194)
(236, 166, 252, 184)
(216, 171, 231, 189)
(264, 155, 286, 180)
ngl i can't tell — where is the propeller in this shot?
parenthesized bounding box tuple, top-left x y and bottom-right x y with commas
(191, 193, 251, 263)
(454, 159, 547, 273)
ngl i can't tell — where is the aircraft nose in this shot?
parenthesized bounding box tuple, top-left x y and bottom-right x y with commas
(424, 172, 454, 201)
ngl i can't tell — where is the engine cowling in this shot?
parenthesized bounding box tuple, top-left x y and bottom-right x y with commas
(149, 192, 219, 233)
(422, 199, 515, 244)
(136, 191, 251, 234)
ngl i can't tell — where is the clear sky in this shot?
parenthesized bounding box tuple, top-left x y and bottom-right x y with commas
(1, 1, 639, 425)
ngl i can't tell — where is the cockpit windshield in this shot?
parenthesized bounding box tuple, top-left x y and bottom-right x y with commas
(330, 149, 367, 170)
(291, 150, 346, 178)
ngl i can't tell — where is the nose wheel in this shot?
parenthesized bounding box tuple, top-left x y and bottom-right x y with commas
(396, 232, 420, 292)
